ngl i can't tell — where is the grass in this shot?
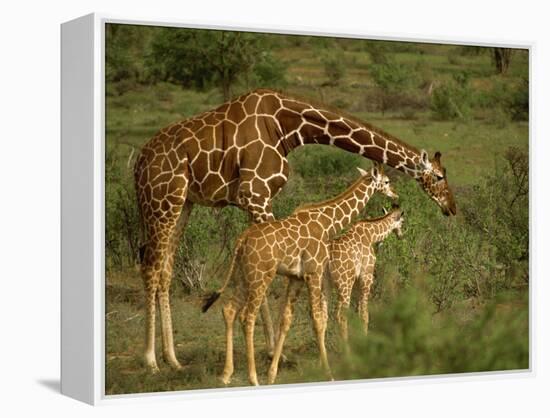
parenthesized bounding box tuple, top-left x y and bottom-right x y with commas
(105, 38, 529, 395)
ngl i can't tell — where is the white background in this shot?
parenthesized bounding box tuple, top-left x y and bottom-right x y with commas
(1, 0, 548, 415)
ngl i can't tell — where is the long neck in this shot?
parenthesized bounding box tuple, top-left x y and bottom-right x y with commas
(360, 215, 396, 244)
(275, 94, 423, 179)
(300, 178, 376, 238)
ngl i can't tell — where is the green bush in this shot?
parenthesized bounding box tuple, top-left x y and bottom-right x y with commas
(430, 72, 472, 120)
(369, 60, 414, 114)
(462, 147, 529, 284)
(105, 144, 141, 270)
(251, 51, 287, 88)
(509, 78, 529, 121)
(322, 52, 347, 86)
(325, 283, 528, 381)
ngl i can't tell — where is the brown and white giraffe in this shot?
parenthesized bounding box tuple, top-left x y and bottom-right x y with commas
(327, 205, 404, 349)
(201, 164, 397, 386)
(134, 88, 456, 372)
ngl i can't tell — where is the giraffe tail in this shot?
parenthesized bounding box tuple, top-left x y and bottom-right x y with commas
(201, 292, 222, 313)
(201, 233, 245, 313)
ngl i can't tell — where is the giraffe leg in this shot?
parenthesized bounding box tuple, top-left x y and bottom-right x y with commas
(305, 273, 333, 381)
(241, 278, 270, 386)
(333, 276, 353, 354)
(260, 297, 276, 357)
(242, 306, 260, 386)
(267, 279, 302, 384)
(335, 297, 352, 355)
(137, 156, 189, 373)
(358, 268, 374, 336)
(221, 280, 246, 385)
(141, 235, 179, 372)
(157, 202, 193, 370)
(236, 177, 281, 358)
(141, 261, 160, 372)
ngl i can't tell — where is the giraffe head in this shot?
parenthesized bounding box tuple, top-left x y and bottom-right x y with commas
(357, 162, 398, 200)
(383, 204, 405, 239)
(416, 150, 457, 216)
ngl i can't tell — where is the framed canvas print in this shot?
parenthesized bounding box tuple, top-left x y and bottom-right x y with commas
(61, 13, 531, 405)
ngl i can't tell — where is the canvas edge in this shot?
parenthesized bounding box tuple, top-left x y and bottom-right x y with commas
(61, 12, 97, 405)
(59, 12, 535, 406)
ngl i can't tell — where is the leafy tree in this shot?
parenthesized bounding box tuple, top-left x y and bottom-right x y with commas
(147, 28, 277, 100)
(105, 24, 153, 94)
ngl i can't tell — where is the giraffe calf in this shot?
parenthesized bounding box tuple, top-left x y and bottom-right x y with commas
(327, 205, 404, 348)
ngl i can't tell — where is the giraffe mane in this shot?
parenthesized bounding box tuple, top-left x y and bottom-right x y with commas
(292, 174, 372, 214)
(360, 210, 398, 224)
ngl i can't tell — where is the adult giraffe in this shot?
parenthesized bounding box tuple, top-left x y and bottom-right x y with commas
(134, 88, 456, 372)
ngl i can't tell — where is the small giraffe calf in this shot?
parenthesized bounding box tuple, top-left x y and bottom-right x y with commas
(327, 205, 404, 348)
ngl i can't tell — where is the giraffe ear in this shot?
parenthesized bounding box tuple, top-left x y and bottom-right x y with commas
(370, 161, 383, 177)
(370, 164, 380, 179)
(420, 149, 430, 169)
(356, 167, 368, 177)
(434, 151, 442, 163)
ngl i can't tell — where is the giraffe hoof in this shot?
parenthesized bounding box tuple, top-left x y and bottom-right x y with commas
(220, 375, 232, 385)
(168, 360, 183, 371)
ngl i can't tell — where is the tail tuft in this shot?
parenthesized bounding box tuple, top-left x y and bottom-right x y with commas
(202, 292, 221, 313)
(138, 244, 147, 264)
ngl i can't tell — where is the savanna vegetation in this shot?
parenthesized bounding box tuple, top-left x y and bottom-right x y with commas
(105, 24, 529, 394)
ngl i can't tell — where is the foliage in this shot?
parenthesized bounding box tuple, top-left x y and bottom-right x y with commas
(147, 28, 275, 100)
(105, 142, 141, 269)
(461, 147, 529, 284)
(430, 72, 473, 120)
(321, 51, 347, 86)
(325, 283, 528, 381)
(105, 24, 152, 95)
(250, 51, 288, 88)
(368, 57, 416, 114)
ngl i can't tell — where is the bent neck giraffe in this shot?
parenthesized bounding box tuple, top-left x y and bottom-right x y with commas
(328, 206, 404, 349)
(202, 164, 397, 386)
(134, 88, 456, 372)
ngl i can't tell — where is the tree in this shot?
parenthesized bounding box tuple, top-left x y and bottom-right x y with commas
(148, 28, 266, 100)
(492, 48, 514, 74)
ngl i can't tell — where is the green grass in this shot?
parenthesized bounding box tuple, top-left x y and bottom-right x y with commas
(105, 38, 529, 395)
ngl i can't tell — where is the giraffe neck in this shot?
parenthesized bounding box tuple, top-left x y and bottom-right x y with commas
(299, 177, 376, 238)
(273, 92, 423, 178)
(359, 214, 397, 244)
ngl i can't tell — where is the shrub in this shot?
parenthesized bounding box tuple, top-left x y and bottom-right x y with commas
(251, 51, 287, 88)
(322, 52, 347, 86)
(325, 283, 528, 381)
(369, 60, 413, 114)
(430, 72, 472, 120)
(509, 78, 529, 121)
(461, 147, 529, 285)
(105, 144, 141, 270)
